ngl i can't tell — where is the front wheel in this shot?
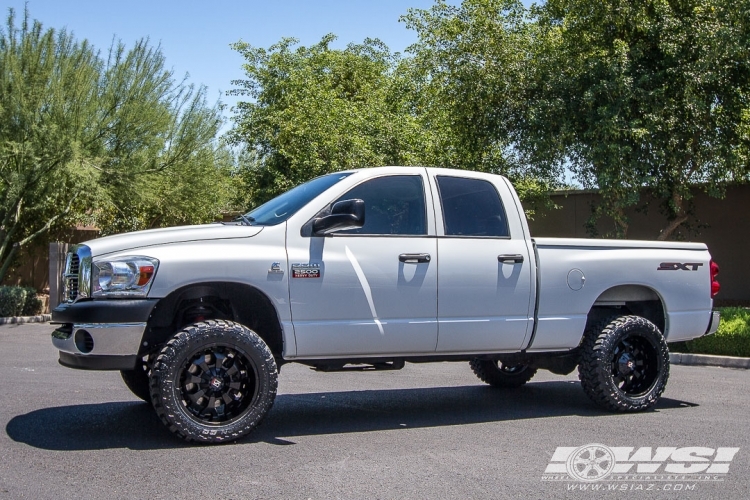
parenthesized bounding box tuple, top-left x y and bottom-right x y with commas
(470, 359, 537, 388)
(578, 315, 669, 412)
(150, 320, 278, 443)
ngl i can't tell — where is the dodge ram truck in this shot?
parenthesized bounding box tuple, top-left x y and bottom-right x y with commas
(51, 166, 721, 443)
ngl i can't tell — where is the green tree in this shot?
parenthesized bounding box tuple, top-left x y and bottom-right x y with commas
(78, 38, 233, 235)
(229, 9, 560, 213)
(403, 0, 524, 172)
(532, 0, 750, 238)
(0, 9, 100, 279)
(0, 9, 235, 281)
(401, 0, 563, 213)
(228, 35, 437, 205)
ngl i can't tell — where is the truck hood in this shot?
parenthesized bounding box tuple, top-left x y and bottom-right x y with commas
(83, 223, 264, 257)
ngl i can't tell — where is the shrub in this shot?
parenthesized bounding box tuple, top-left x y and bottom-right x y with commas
(0, 286, 43, 317)
(21, 287, 43, 316)
(0, 286, 28, 317)
(670, 307, 750, 358)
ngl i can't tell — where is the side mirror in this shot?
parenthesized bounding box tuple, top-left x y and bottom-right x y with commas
(312, 199, 365, 235)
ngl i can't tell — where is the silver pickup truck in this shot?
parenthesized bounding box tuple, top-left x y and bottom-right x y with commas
(51, 166, 720, 443)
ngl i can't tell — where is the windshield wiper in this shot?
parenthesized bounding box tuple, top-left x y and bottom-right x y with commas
(234, 214, 255, 226)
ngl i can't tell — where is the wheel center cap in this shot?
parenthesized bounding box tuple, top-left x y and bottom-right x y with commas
(209, 377, 224, 390)
(618, 353, 635, 375)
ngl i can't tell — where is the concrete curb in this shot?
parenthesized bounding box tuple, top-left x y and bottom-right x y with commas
(0, 315, 52, 325)
(670, 352, 750, 369)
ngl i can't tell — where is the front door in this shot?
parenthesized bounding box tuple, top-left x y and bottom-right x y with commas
(287, 173, 438, 357)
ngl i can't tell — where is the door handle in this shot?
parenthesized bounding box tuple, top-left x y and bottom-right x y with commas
(399, 253, 431, 263)
(498, 254, 524, 264)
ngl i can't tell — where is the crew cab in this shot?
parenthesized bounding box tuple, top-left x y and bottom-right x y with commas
(51, 167, 720, 443)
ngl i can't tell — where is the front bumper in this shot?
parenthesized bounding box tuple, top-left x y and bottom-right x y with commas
(51, 299, 158, 370)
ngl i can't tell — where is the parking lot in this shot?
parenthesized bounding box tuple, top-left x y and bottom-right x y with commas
(1, 322, 748, 499)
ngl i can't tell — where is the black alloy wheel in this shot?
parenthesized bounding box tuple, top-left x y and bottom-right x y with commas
(469, 358, 537, 388)
(179, 345, 257, 424)
(610, 335, 659, 397)
(150, 320, 277, 443)
(579, 315, 669, 412)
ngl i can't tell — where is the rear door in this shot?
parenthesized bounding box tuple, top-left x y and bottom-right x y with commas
(429, 172, 534, 353)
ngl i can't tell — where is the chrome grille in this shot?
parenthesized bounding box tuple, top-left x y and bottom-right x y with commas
(63, 253, 80, 303)
(59, 245, 91, 303)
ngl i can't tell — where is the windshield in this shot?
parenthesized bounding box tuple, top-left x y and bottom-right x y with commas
(245, 172, 352, 225)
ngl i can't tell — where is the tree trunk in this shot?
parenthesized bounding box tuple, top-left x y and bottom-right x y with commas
(0, 243, 19, 284)
(613, 206, 628, 239)
(657, 192, 688, 241)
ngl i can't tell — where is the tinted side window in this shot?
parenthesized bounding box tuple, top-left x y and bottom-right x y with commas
(337, 175, 426, 235)
(436, 176, 509, 237)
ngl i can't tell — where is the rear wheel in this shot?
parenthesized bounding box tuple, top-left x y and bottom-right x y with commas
(150, 320, 278, 443)
(470, 359, 537, 388)
(578, 315, 669, 412)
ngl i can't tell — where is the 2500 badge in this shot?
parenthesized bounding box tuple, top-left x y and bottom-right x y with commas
(292, 263, 321, 278)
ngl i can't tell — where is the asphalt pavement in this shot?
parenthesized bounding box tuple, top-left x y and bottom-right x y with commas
(1, 323, 748, 499)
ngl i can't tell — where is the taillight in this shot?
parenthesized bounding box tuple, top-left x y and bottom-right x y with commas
(710, 260, 720, 298)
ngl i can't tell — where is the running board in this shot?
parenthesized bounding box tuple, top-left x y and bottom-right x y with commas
(312, 360, 406, 372)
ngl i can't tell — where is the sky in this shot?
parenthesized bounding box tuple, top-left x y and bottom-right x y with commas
(4, 0, 458, 121)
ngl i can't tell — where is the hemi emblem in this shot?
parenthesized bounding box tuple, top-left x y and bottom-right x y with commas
(268, 262, 284, 274)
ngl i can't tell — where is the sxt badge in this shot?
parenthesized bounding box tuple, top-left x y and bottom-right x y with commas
(657, 262, 703, 271)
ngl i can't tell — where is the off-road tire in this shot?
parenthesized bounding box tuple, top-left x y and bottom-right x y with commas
(579, 315, 669, 412)
(470, 359, 537, 388)
(120, 361, 151, 402)
(150, 320, 278, 443)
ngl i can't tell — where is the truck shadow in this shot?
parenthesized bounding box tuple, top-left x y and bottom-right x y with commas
(6, 381, 697, 451)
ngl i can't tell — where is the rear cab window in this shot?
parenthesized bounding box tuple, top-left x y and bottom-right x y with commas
(435, 175, 510, 237)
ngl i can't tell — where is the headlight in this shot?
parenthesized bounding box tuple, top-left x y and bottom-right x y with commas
(91, 256, 159, 297)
